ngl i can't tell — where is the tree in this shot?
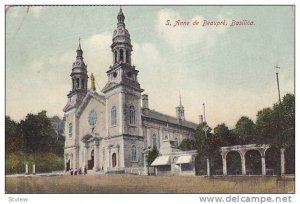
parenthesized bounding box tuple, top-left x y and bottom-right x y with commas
(20, 110, 56, 154)
(146, 146, 159, 175)
(234, 116, 256, 144)
(214, 123, 230, 146)
(256, 107, 274, 144)
(5, 116, 23, 153)
(178, 139, 194, 151)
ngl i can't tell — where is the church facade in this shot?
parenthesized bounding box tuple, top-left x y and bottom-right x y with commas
(63, 9, 197, 174)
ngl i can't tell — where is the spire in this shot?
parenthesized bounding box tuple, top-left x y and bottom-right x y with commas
(91, 73, 96, 90)
(117, 6, 125, 27)
(78, 37, 81, 50)
(76, 37, 83, 59)
(179, 91, 182, 107)
(176, 92, 185, 120)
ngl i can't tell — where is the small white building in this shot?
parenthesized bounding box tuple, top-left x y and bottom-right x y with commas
(151, 140, 197, 176)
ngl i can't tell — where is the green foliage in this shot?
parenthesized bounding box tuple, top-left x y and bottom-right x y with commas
(178, 139, 194, 151)
(5, 152, 64, 174)
(234, 116, 256, 144)
(5, 111, 65, 174)
(20, 110, 56, 154)
(146, 146, 159, 166)
(191, 93, 295, 175)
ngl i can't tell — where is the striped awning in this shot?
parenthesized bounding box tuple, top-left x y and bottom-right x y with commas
(151, 156, 170, 166)
(176, 155, 192, 164)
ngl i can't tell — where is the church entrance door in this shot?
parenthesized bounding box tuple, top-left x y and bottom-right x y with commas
(88, 150, 94, 170)
(66, 159, 70, 171)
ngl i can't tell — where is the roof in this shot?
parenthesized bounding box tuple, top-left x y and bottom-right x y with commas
(142, 109, 197, 130)
(151, 156, 171, 166)
(176, 155, 192, 164)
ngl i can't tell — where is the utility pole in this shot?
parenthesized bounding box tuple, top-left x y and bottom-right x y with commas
(275, 66, 281, 104)
(202, 102, 210, 176)
(203, 103, 206, 123)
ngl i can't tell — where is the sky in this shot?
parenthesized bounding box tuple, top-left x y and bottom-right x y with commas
(5, 5, 294, 128)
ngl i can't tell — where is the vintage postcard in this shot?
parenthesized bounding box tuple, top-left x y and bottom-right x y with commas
(4, 4, 295, 199)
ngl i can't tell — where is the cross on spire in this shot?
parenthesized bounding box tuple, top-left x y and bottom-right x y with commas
(179, 91, 182, 106)
(78, 36, 81, 50)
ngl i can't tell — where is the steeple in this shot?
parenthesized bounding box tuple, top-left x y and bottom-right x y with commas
(176, 92, 185, 120)
(179, 91, 183, 107)
(117, 7, 125, 27)
(63, 39, 89, 112)
(111, 7, 132, 66)
(102, 8, 143, 94)
(76, 37, 83, 59)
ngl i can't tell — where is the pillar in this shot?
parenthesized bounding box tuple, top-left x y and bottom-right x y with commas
(143, 151, 148, 175)
(84, 144, 88, 169)
(25, 163, 28, 175)
(221, 152, 227, 176)
(117, 146, 120, 168)
(260, 149, 266, 176)
(108, 148, 111, 168)
(32, 164, 36, 175)
(240, 151, 246, 175)
(261, 156, 266, 176)
(206, 158, 210, 176)
(94, 140, 99, 171)
(180, 163, 182, 176)
(280, 148, 285, 175)
(71, 154, 74, 169)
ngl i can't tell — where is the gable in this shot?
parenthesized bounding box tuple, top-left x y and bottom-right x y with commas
(76, 90, 106, 118)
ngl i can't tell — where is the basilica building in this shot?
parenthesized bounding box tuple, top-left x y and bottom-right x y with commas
(63, 9, 197, 175)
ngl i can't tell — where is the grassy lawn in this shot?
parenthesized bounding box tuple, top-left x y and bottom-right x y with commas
(5, 175, 294, 194)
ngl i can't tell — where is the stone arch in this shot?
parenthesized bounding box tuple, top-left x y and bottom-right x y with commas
(265, 147, 280, 175)
(194, 154, 207, 176)
(285, 146, 295, 174)
(245, 149, 262, 175)
(211, 154, 223, 175)
(226, 151, 242, 175)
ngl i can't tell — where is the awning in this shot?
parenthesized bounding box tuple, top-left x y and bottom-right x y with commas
(176, 155, 192, 164)
(151, 156, 170, 166)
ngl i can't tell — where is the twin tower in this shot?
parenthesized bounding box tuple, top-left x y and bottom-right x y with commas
(64, 8, 185, 121)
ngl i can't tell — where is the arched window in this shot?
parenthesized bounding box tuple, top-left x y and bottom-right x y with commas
(152, 134, 157, 148)
(76, 78, 80, 89)
(81, 79, 85, 89)
(131, 145, 137, 162)
(112, 153, 117, 168)
(174, 137, 179, 147)
(129, 106, 135, 125)
(114, 50, 117, 63)
(126, 50, 129, 63)
(111, 106, 117, 126)
(120, 49, 124, 62)
(72, 78, 75, 90)
(68, 123, 72, 137)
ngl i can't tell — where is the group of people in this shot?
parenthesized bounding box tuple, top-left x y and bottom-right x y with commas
(68, 167, 87, 175)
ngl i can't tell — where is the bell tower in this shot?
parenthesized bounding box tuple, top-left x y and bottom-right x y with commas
(63, 39, 88, 112)
(176, 93, 185, 121)
(102, 8, 143, 137)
